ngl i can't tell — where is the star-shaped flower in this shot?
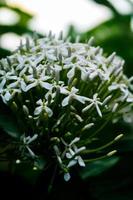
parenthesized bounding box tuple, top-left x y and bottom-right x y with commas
(61, 87, 89, 107)
(82, 93, 103, 117)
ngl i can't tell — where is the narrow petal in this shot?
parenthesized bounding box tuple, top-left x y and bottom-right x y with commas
(75, 95, 89, 104)
(67, 67, 75, 79)
(26, 146, 35, 158)
(70, 137, 80, 146)
(78, 156, 85, 167)
(27, 134, 38, 144)
(45, 106, 53, 117)
(36, 99, 42, 105)
(34, 106, 42, 115)
(108, 84, 118, 91)
(39, 81, 52, 90)
(60, 87, 69, 95)
(67, 159, 77, 168)
(0, 78, 6, 91)
(26, 82, 37, 91)
(96, 103, 102, 117)
(20, 80, 27, 91)
(62, 96, 69, 107)
(82, 103, 93, 113)
(8, 81, 18, 88)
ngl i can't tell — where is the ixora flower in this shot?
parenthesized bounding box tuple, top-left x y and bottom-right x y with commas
(0, 33, 133, 181)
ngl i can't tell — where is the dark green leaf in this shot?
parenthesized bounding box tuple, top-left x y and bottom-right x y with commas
(15, 162, 42, 184)
(0, 24, 34, 35)
(79, 156, 119, 179)
(0, 48, 11, 59)
(0, 113, 20, 138)
(34, 157, 47, 170)
(90, 0, 120, 16)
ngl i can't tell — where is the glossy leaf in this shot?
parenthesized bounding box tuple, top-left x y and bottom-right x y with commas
(79, 156, 119, 179)
(0, 113, 20, 138)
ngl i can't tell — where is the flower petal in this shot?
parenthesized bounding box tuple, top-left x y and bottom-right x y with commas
(67, 159, 77, 168)
(26, 82, 37, 91)
(39, 81, 52, 90)
(78, 156, 85, 167)
(5, 91, 12, 101)
(45, 106, 53, 117)
(34, 106, 42, 115)
(62, 96, 69, 107)
(64, 173, 71, 181)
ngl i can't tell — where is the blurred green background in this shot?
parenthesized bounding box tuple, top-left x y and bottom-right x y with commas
(0, 0, 133, 199)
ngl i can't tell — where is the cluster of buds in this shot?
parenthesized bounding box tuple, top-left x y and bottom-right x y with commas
(0, 33, 133, 180)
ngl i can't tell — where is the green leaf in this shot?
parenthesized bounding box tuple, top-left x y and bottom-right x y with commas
(0, 113, 20, 138)
(34, 157, 47, 170)
(89, 154, 133, 200)
(0, 48, 11, 59)
(0, 24, 34, 35)
(90, 0, 120, 16)
(15, 162, 42, 184)
(79, 156, 120, 180)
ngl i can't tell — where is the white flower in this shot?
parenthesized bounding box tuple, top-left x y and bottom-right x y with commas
(61, 87, 89, 107)
(1, 88, 21, 103)
(108, 82, 129, 101)
(66, 146, 86, 168)
(61, 137, 86, 168)
(21, 134, 38, 158)
(16, 55, 29, 70)
(1, 90, 12, 103)
(82, 93, 103, 117)
(34, 99, 53, 117)
(8, 77, 27, 92)
(51, 64, 62, 81)
(64, 63, 85, 81)
(89, 67, 109, 81)
(23, 134, 38, 145)
(25, 74, 52, 91)
(0, 70, 18, 92)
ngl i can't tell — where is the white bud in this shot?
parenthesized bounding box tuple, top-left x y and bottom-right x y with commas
(23, 105, 29, 115)
(74, 114, 83, 122)
(107, 150, 117, 156)
(114, 134, 123, 141)
(88, 37, 94, 46)
(103, 95, 112, 105)
(82, 123, 94, 131)
(64, 173, 71, 181)
(112, 103, 118, 112)
(107, 52, 116, 64)
(33, 166, 38, 170)
(16, 159, 21, 164)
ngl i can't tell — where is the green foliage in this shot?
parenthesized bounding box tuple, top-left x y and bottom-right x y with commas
(0, 112, 20, 138)
(87, 154, 133, 200)
(79, 156, 119, 179)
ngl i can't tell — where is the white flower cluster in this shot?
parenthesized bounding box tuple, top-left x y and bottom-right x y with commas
(0, 34, 133, 180)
